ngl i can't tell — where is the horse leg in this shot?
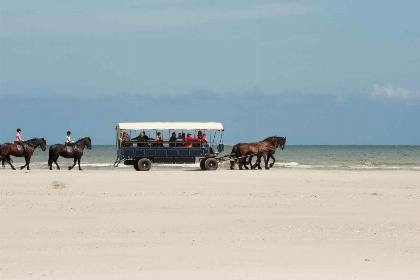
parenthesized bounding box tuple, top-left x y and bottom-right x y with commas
(248, 155, 254, 169)
(54, 157, 60, 170)
(255, 155, 262, 169)
(69, 158, 77, 170)
(263, 154, 269, 170)
(243, 157, 249, 170)
(230, 159, 235, 170)
(78, 157, 83, 171)
(251, 155, 259, 169)
(2, 156, 15, 170)
(238, 158, 243, 170)
(7, 156, 16, 170)
(21, 157, 30, 170)
(269, 154, 276, 168)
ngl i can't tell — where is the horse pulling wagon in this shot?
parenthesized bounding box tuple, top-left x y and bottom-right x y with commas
(114, 122, 225, 171)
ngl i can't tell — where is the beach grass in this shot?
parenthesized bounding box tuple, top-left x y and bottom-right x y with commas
(51, 181, 66, 190)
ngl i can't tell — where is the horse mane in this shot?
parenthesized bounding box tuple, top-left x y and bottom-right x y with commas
(26, 138, 39, 142)
(263, 136, 277, 144)
(75, 137, 90, 143)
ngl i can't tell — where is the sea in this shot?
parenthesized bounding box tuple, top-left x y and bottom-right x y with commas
(3, 145, 420, 170)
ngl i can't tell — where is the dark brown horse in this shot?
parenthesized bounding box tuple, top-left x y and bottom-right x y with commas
(230, 137, 279, 170)
(48, 137, 92, 170)
(252, 136, 286, 170)
(229, 143, 255, 170)
(0, 138, 47, 170)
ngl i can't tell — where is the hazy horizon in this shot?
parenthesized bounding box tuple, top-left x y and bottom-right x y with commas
(1, 0, 419, 145)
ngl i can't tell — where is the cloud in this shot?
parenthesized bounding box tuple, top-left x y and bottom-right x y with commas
(371, 84, 420, 100)
(1, 3, 317, 35)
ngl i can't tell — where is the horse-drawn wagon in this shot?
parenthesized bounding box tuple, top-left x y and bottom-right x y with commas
(114, 122, 224, 171)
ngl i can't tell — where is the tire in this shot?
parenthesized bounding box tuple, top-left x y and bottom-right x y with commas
(137, 158, 152, 171)
(200, 159, 206, 170)
(134, 163, 140, 171)
(205, 158, 218, 171)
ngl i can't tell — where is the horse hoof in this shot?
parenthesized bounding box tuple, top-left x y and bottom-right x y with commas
(68, 167, 72, 170)
(258, 167, 262, 170)
(79, 169, 83, 171)
(20, 167, 24, 170)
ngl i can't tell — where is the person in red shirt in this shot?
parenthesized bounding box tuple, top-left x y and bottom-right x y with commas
(201, 134, 208, 144)
(184, 133, 199, 147)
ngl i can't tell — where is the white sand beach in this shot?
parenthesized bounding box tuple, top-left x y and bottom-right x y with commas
(0, 168, 419, 279)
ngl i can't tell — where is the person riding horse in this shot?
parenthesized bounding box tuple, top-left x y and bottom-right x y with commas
(48, 137, 92, 170)
(14, 128, 28, 154)
(0, 137, 47, 170)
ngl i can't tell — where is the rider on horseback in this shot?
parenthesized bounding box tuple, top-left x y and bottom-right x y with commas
(14, 128, 28, 154)
(65, 131, 76, 152)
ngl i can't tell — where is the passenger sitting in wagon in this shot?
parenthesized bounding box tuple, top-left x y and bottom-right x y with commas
(201, 133, 208, 144)
(120, 132, 132, 147)
(184, 133, 199, 147)
(193, 131, 203, 147)
(153, 132, 164, 147)
(169, 132, 177, 147)
(133, 131, 149, 147)
(176, 133, 184, 147)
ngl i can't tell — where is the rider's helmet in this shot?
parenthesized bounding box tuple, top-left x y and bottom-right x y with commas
(17, 128, 21, 132)
(67, 131, 71, 135)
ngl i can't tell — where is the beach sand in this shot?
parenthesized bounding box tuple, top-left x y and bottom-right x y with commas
(0, 168, 419, 279)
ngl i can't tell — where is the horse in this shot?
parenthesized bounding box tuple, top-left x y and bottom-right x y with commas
(229, 143, 254, 170)
(252, 137, 286, 170)
(230, 136, 279, 170)
(0, 138, 47, 170)
(48, 137, 92, 170)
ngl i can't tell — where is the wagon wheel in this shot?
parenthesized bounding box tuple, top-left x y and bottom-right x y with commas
(137, 158, 152, 171)
(200, 159, 206, 170)
(205, 158, 218, 171)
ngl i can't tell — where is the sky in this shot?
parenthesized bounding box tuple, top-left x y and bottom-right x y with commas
(1, 0, 419, 145)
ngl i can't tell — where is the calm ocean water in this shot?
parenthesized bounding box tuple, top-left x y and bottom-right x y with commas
(3, 145, 420, 170)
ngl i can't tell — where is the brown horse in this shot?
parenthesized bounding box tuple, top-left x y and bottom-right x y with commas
(252, 137, 286, 170)
(230, 137, 278, 170)
(229, 143, 254, 170)
(48, 137, 92, 170)
(0, 138, 47, 170)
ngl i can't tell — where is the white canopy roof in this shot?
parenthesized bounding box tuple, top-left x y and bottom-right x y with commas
(116, 122, 224, 131)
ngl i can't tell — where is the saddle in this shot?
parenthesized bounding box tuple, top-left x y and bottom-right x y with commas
(16, 143, 29, 154)
(65, 144, 78, 154)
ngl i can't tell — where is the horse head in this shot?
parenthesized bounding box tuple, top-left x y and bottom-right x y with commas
(26, 138, 47, 151)
(277, 137, 286, 150)
(39, 138, 47, 151)
(85, 137, 92, 150)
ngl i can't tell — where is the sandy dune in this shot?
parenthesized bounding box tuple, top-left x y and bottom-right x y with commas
(0, 168, 419, 279)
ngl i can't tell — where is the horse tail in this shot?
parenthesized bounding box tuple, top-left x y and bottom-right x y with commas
(230, 144, 237, 158)
(235, 144, 242, 159)
(48, 145, 53, 166)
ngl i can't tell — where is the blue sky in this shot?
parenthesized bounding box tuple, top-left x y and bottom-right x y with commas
(1, 0, 419, 144)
